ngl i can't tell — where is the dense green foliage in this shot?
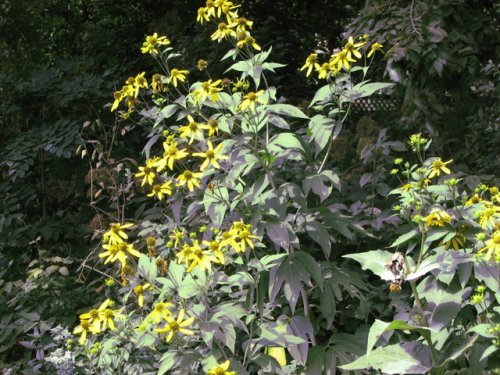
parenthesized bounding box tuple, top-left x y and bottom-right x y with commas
(0, 1, 498, 374)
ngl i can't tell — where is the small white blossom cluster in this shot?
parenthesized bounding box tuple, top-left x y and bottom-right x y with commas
(44, 348, 74, 375)
(50, 325, 72, 344)
(45, 327, 75, 375)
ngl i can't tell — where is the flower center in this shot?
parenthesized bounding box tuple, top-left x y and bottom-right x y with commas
(246, 92, 257, 101)
(89, 309, 99, 319)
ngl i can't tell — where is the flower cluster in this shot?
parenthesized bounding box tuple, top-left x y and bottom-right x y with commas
(469, 185, 500, 261)
(136, 302, 195, 344)
(134, 126, 228, 198)
(111, 72, 148, 118)
(98, 223, 142, 278)
(207, 360, 237, 375)
(169, 220, 259, 273)
(197, 0, 261, 51)
(301, 36, 383, 79)
(73, 299, 122, 345)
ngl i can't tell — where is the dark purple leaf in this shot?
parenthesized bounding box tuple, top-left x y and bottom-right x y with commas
(266, 222, 289, 251)
(36, 349, 44, 360)
(305, 218, 331, 259)
(18, 341, 36, 349)
(359, 173, 372, 188)
(287, 316, 316, 365)
(474, 262, 499, 291)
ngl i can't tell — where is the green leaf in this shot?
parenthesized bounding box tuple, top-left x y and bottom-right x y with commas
(138, 255, 157, 282)
(320, 282, 337, 329)
(268, 132, 304, 153)
(480, 345, 498, 362)
(343, 250, 393, 280)
(308, 115, 338, 154)
(343, 81, 394, 102)
(310, 84, 336, 107)
(266, 104, 309, 119)
(306, 345, 325, 375)
(467, 324, 495, 338)
(367, 320, 432, 355)
(158, 351, 180, 375)
(391, 228, 419, 247)
(340, 343, 432, 374)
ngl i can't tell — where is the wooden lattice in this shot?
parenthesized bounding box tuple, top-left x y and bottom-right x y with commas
(352, 96, 401, 113)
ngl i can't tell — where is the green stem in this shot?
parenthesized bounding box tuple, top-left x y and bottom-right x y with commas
(404, 255, 440, 368)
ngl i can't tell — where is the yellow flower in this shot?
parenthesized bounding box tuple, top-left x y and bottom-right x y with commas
(99, 242, 141, 268)
(236, 33, 261, 50)
(111, 89, 125, 112)
(103, 223, 134, 244)
(155, 141, 189, 172)
(478, 230, 500, 261)
(423, 210, 452, 227)
(441, 233, 465, 250)
(219, 230, 240, 252)
(202, 240, 226, 264)
(167, 68, 189, 88)
(134, 283, 151, 307)
(147, 182, 173, 200)
(428, 158, 453, 178)
(235, 227, 259, 253)
(211, 22, 236, 42)
(465, 194, 483, 206)
(207, 118, 219, 137)
(135, 159, 157, 186)
(197, 59, 209, 71)
(207, 360, 237, 375)
(401, 183, 413, 192)
(169, 228, 186, 248)
(151, 74, 166, 93)
(194, 79, 223, 103)
(367, 42, 384, 58)
(176, 243, 195, 266)
(79, 299, 111, 332)
(317, 62, 333, 79)
(239, 90, 267, 112)
(99, 243, 127, 265)
(471, 293, 485, 304)
(176, 170, 203, 192)
(329, 50, 356, 71)
(231, 16, 253, 32)
(100, 307, 122, 331)
(141, 33, 170, 55)
(184, 240, 220, 272)
(73, 319, 99, 345)
(132, 72, 148, 97)
(154, 309, 195, 343)
(477, 206, 500, 229)
(300, 53, 321, 77)
(178, 115, 209, 144)
(149, 302, 174, 323)
(205, 0, 216, 17)
(343, 36, 365, 60)
(220, 1, 240, 23)
(192, 141, 229, 171)
(197, 7, 210, 23)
